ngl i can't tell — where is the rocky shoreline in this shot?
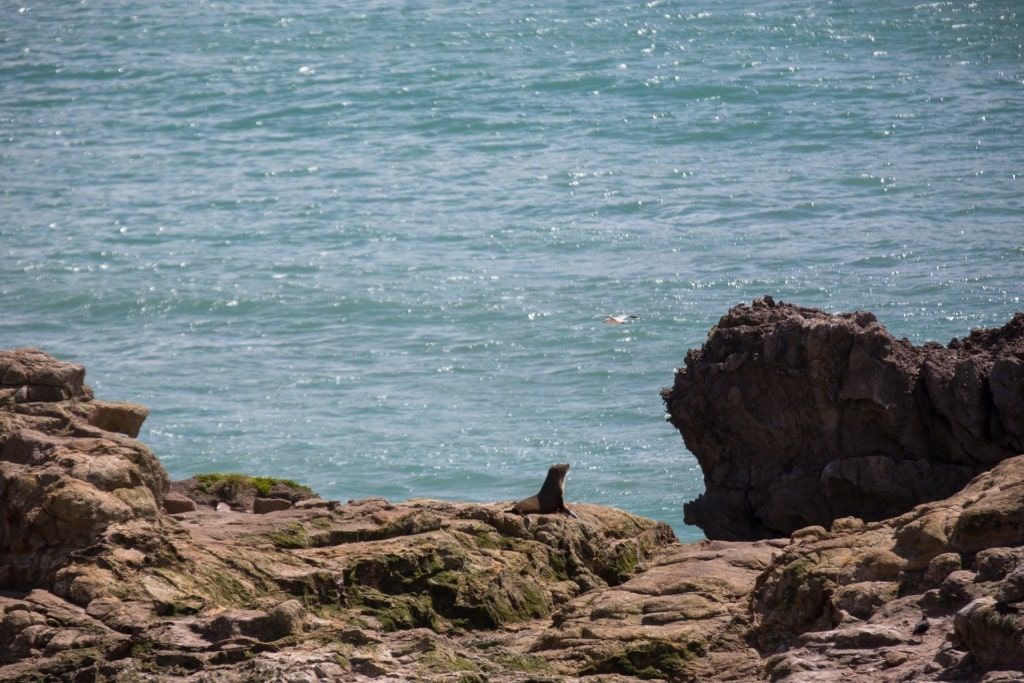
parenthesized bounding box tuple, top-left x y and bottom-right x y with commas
(3, 299, 1024, 682)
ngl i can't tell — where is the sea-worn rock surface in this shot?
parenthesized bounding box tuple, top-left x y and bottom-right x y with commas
(3, 331, 1024, 682)
(662, 296, 1024, 541)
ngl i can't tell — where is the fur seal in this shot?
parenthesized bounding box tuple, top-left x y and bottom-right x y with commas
(506, 463, 579, 519)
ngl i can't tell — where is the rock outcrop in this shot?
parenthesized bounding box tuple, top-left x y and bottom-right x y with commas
(0, 348, 679, 681)
(3, 336, 1024, 682)
(0, 348, 167, 591)
(542, 454, 1024, 682)
(662, 297, 1024, 541)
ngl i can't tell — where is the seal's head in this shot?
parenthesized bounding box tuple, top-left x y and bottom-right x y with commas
(547, 462, 569, 485)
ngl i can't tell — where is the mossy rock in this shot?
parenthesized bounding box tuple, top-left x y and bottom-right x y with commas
(195, 473, 313, 499)
(153, 597, 205, 617)
(21, 646, 113, 682)
(471, 527, 519, 551)
(344, 555, 553, 631)
(273, 570, 343, 608)
(268, 522, 313, 549)
(358, 591, 443, 632)
(487, 651, 554, 675)
(764, 654, 798, 681)
(750, 553, 838, 651)
(344, 548, 451, 595)
(417, 649, 479, 675)
(580, 638, 706, 679)
(952, 501, 1024, 552)
(440, 569, 552, 630)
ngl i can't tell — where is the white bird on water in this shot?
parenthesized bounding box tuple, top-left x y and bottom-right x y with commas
(600, 314, 639, 325)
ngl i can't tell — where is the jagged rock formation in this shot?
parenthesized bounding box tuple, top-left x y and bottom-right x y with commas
(3, 343, 1024, 682)
(662, 297, 1024, 541)
(0, 348, 165, 591)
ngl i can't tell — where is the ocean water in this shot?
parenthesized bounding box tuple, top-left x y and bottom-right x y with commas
(2, 0, 1022, 542)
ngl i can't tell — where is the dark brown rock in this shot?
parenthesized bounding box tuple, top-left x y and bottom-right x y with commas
(662, 297, 1024, 540)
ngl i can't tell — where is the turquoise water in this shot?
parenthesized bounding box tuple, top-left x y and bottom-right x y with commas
(3, 1, 1022, 541)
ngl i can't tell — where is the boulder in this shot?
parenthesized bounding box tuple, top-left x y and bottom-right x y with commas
(79, 401, 149, 438)
(162, 492, 197, 514)
(253, 497, 292, 514)
(527, 453, 1024, 681)
(662, 297, 1024, 540)
(0, 347, 89, 403)
(953, 598, 1024, 670)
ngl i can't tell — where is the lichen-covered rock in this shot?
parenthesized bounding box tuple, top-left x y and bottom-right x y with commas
(530, 455, 1021, 681)
(0, 495, 678, 681)
(953, 598, 1024, 670)
(948, 475, 1024, 553)
(662, 298, 1024, 540)
(536, 537, 781, 680)
(727, 455, 1024, 682)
